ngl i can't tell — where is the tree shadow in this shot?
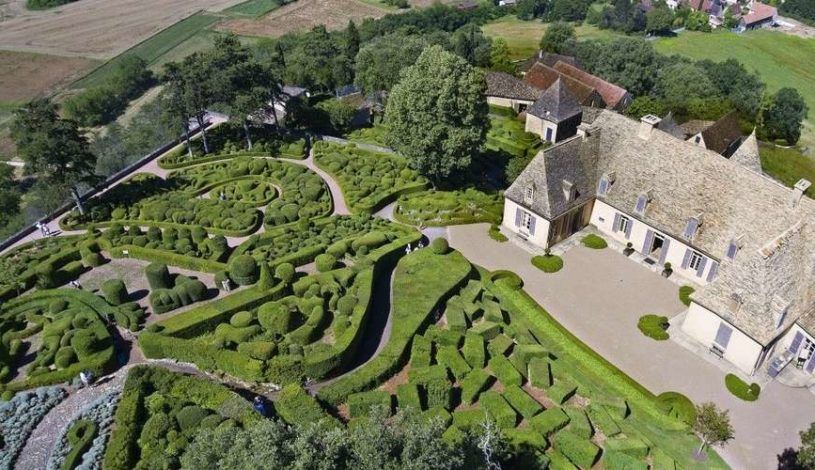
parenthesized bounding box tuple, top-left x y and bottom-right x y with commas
(778, 448, 803, 470)
(128, 289, 148, 302)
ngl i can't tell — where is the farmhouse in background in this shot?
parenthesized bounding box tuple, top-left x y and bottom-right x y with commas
(738, 1, 778, 30)
(502, 108, 815, 378)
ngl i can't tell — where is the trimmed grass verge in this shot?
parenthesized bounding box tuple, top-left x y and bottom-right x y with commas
(531, 254, 563, 273)
(725, 374, 761, 402)
(581, 234, 607, 249)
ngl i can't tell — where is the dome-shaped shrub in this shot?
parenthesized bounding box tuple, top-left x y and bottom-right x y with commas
(315, 253, 336, 273)
(230, 311, 253, 328)
(229, 255, 259, 286)
(101, 279, 128, 306)
(274, 263, 295, 284)
(145, 263, 171, 290)
(431, 237, 449, 255)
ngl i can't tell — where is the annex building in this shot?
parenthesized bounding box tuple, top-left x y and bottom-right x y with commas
(502, 107, 815, 378)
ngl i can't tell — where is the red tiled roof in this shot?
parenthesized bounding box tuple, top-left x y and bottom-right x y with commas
(552, 61, 629, 109)
(741, 2, 776, 25)
(523, 63, 602, 106)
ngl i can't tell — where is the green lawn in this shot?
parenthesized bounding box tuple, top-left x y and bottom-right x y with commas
(224, 0, 284, 17)
(760, 143, 815, 197)
(482, 16, 623, 60)
(655, 29, 815, 149)
(73, 12, 221, 89)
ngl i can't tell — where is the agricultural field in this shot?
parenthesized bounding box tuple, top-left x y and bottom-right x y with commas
(218, 0, 391, 38)
(0, 51, 98, 103)
(0, 0, 245, 60)
(482, 15, 623, 60)
(654, 29, 815, 150)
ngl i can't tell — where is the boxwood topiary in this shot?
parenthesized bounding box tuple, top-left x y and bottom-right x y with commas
(229, 255, 259, 285)
(531, 254, 563, 273)
(431, 238, 449, 255)
(315, 253, 336, 273)
(274, 263, 295, 284)
(581, 234, 607, 249)
(101, 279, 128, 306)
(145, 263, 171, 290)
(230, 311, 253, 328)
(725, 373, 761, 401)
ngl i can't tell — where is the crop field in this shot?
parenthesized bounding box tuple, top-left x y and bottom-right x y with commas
(655, 29, 815, 149)
(225, 0, 286, 17)
(0, 0, 244, 60)
(0, 51, 98, 102)
(482, 16, 622, 60)
(218, 0, 391, 38)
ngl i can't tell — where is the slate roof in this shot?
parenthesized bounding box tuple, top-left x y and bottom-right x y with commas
(485, 71, 543, 101)
(729, 129, 762, 173)
(657, 112, 686, 140)
(523, 63, 605, 107)
(507, 109, 815, 345)
(527, 79, 582, 123)
(701, 112, 743, 156)
(552, 61, 630, 109)
(680, 119, 714, 138)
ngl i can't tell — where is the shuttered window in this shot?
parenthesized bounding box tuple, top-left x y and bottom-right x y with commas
(683, 218, 699, 240)
(634, 194, 647, 214)
(714, 323, 733, 349)
(726, 240, 739, 260)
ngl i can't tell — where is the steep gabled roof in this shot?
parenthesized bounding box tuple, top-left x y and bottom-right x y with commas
(741, 1, 777, 25)
(527, 79, 582, 123)
(509, 109, 815, 345)
(485, 71, 542, 101)
(729, 129, 762, 173)
(701, 111, 743, 156)
(519, 52, 581, 73)
(552, 61, 630, 109)
(524, 63, 605, 107)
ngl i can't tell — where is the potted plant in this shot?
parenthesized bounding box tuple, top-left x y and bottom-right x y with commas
(623, 242, 634, 256)
(662, 262, 673, 278)
(544, 247, 552, 257)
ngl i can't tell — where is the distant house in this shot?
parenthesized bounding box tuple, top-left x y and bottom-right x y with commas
(264, 85, 309, 125)
(519, 51, 581, 75)
(685, 112, 744, 157)
(739, 1, 777, 30)
(552, 61, 632, 111)
(484, 71, 542, 113)
(683, 0, 741, 27)
(336, 88, 383, 128)
(456, 0, 478, 10)
(524, 79, 583, 144)
(498, 0, 516, 6)
(524, 63, 606, 108)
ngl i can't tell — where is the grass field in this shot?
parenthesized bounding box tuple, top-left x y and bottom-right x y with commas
(482, 16, 622, 60)
(655, 29, 815, 149)
(224, 0, 285, 17)
(760, 143, 815, 197)
(73, 12, 221, 89)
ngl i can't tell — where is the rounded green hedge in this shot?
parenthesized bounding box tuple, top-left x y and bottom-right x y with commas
(274, 263, 295, 284)
(656, 391, 696, 426)
(531, 254, 563, 273)
(637, 315, 669, 341)
(431, 238, 449, 255)
(725, 374, 760, 401)
(229, 255, 259, 286)
(679, 285, 695, 307)
(230, 311, 253, 328)
(101, 279, 128, 306)
(315, 253, 336, 272)
(581, 234, 608, 249)
(145, 263, 171, 290)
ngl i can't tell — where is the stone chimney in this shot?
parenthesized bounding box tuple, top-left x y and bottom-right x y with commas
(790, 178, 811, 208)
(638, 115, 661, 140)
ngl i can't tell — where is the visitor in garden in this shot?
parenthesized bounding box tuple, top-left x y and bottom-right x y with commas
(418, 240, 425, 249)
(79, 370, 93, 388)
(253, 396, 268, 416)
(70, 280, 82, 289)
(43, 224, 51, 236)
(219, 191, 225, 201)
(405, 244, 412, 254)
(221, 279, 231, 292)
(35, 221, 43, 235)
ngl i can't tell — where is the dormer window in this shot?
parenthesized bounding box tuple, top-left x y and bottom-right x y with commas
(525, 185, 534, 204)
(634, 193, 649, 215)
(683, 217, 700, 240)
(597, 172, 615, 196)
(726, 236, 741, 260)
(562, 180, 576, 202)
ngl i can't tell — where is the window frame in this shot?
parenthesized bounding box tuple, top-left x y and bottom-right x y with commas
(525, 185, 535, 203)
(634, 194, 648, 214)
(689, 251, 704, 271)
(618, 215, 631, 234)
(521, 211, 534, 232)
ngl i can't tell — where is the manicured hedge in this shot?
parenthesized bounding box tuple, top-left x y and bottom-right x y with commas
(503, 385, 543, 420)
(488, 355, 523, 388)
(462, 333, 486, 369)
(581, 234, 607, 249)
(109, 245, 227, 273)
(553, 430, 601, 469)
(529, 407, 570, 436)
(460, 369, 492, 405)
(480, 391, 518, 429)
(679, 285, 695, 307)
(229, 255, 259, 285)
(394, 188, 503, 227)
(655, 391, 696, 426)
(487, 333, 514, 357)
(604, 436, 650, 459)
(637, 314, 669, 341)
(587, 403, 621, 437)
(347, 390, 392, 417)
(396, 383, 423, 410)
(548, 379, 578, 405)
(410, 335, 433, 368)
(470, 321, 501, 340)
(532, 254, 563, 273)
(145, 263, 171, 290)
(563, 406, 593, 439)
(101, 279, 128, 306)
(276, 384, 339, 427)
(604, 450, 648, 470)
(61, 419, 98, 470)
(436, 345, 471, 380)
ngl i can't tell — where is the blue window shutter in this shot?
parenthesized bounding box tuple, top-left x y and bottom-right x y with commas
(625, 219, 633, 239)
(696, 256, 707, 277)
(681, 249, 692, 269)
(715, 323, 733, 348)
(706, 261, 719, 282)
(807, 355, 815, 373)
(683, 218, 699, 239)
(658, 238, 671, 265)
(635, 195, 646, 213)
(515, 208, 522, 227)
(613, 213, 621, 232)
(597, 178, 608, 195)
(789, 331, 804, 354)
(642, 230, 654, 254)
(529, 216, 536, 235)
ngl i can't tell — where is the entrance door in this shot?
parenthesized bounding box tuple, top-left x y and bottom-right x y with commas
(650, 234, 665, 259)
(547, 201, 595, 246)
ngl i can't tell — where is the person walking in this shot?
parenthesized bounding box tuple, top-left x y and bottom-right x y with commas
(79, 370, 93, 389)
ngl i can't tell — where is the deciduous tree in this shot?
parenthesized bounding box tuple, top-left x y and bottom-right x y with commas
(693, 402, 734, 456)
(354, 33, 428, 94)
(385, 46, 488, 181)
(539, 21, 575, 54)
(489, 38, 516, 74)
(797, 422, 815, 468)
(761, 87, 808, 145)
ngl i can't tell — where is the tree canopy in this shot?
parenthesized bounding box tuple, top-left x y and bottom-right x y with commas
(385, 45, 488, 181)
(798, 422, 815, 468)
(539, 21, 575, 54)
(693, 402, 734, 455)
(761, 87, 809, 145)
(354, 33, 429, 94)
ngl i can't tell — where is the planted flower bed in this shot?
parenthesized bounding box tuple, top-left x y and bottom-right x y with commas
(0, 386, 66, 468)
(46, 390, 120, 470)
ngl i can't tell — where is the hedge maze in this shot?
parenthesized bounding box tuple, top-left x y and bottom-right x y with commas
(313, 141, 429, 213)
